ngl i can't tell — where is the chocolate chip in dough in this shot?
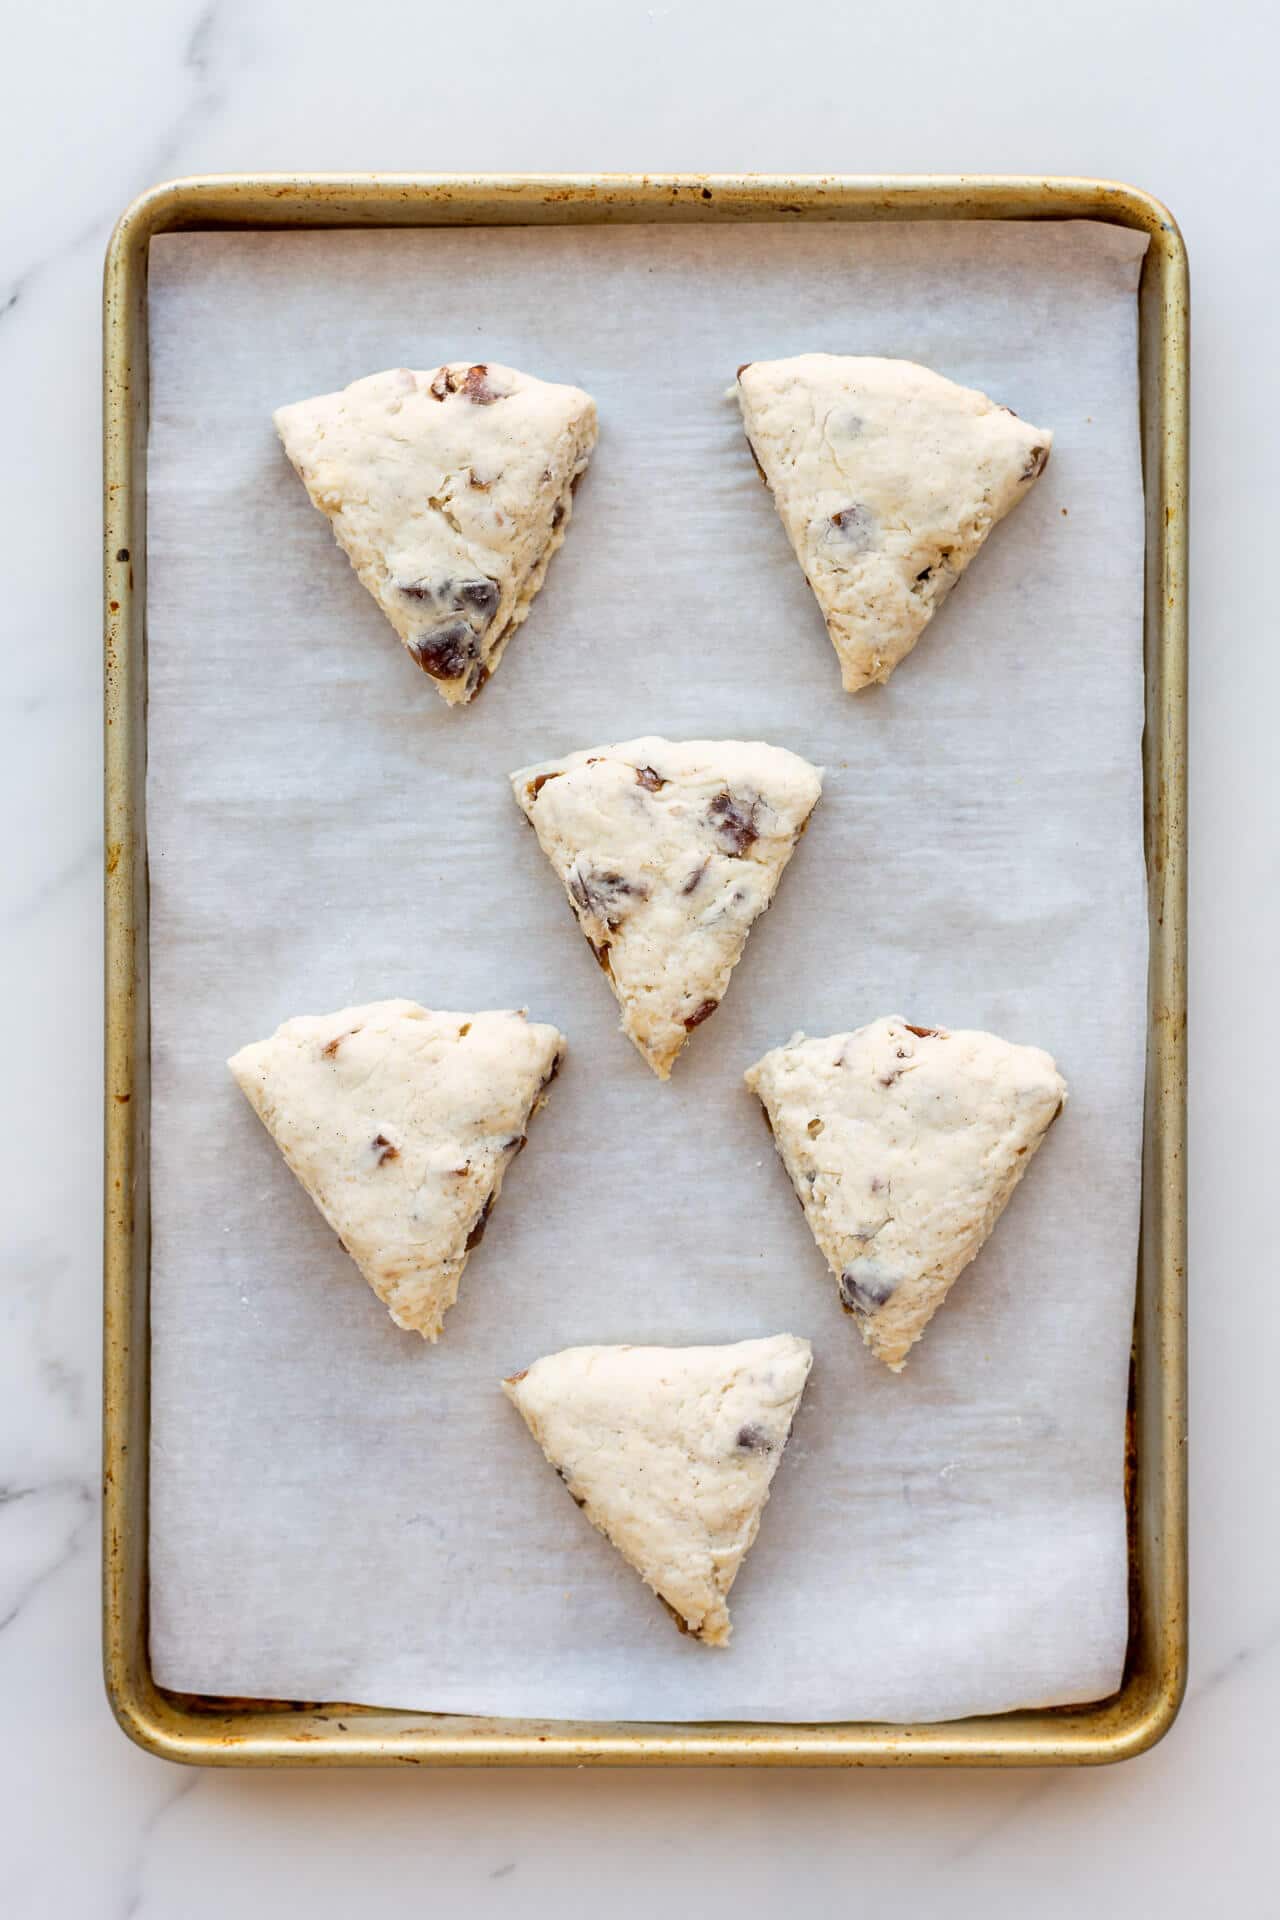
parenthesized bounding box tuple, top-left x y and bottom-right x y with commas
(461, 363, 503, 404)
(829, 503, 876, 551)
(567, 866, 648, 931)
(682, 999, 719, 1030)
(708, 791, 759, 857)
(555, 1466, 587, 1509)
(465, 1193, 495, 1250)
(839, 1263, 898, 1317)
(458, 578, 500, 625)
(413, 621, 475, 681)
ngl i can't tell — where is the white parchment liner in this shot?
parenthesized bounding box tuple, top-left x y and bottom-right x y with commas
(146, 219, 1147, 1721)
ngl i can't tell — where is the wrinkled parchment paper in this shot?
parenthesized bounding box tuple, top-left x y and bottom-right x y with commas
(146, 219, 1148, 1722)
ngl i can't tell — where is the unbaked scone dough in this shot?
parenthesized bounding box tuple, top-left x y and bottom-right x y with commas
(745, 1017, 1066, 1370)
(229, 1000, 564, 1338)
(503, 1334, 812, 1646)
(275, 363, 597, 704)
(512, 737, 822, 1078)
(736, 355, 1052, 690)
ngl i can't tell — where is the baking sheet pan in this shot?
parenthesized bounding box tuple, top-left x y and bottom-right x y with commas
(102, 176, 1187, 1765)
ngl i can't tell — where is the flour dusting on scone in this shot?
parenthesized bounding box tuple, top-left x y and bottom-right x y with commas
(736, 355, 1052, 690)
(274, 363, 597, 703)
(229, 1001, 564, 1338)
(503, 1335, 812, 1646)
(512, 737, 822, 1078)
(745, 1018, 1066, 1370)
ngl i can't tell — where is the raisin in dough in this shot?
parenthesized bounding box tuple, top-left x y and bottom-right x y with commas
(229, 1000, 564, 1339)
(745, 1018, 1066, 1371)
(274, 363, 597, 704)
(504, 1335, 812, 1646)
(512, 737, 822, 1078)
(736, 355, 1052, 691)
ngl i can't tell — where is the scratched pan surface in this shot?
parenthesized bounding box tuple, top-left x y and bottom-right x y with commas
(102, 174, 1186, 1766)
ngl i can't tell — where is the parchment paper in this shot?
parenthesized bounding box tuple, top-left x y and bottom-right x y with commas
(145, 219, 1149, 1722)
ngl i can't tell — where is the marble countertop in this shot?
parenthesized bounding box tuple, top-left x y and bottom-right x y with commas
(3, 0, 1270, 1912)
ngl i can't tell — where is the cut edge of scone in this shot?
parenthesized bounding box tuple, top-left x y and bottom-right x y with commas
(502, 1334, 813, 1645)
(745, 1016, 1066, 1371)
(228, 999, 565, 1341)
(454, 396, 596, 703)
(273, 362, 598, 707)
(511, 737, 823, 1080)
(735, 354, 1053, 692)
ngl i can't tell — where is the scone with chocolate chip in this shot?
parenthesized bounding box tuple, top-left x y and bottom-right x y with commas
(274, 363, 597, 703)
(512, 737, 822, 1078)
(735, 355, 1052, 690)
(504, 1334, 812, 1646)
(229, 1001, 564, 1338)
(746, 1017, 1066, 1370)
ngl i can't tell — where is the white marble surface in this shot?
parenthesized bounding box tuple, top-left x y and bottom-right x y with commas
(0, 0, 1270, 1912)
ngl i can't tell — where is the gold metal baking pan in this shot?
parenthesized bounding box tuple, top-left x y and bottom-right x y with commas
(103, 173, 1186, 1766)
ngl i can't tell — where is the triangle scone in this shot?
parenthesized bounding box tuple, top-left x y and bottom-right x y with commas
(275, 362, 597, 704)
(504, 1335, 813, 1646)
(229, 1000, 564, 1339)
(512, 737, 822, 1078)
(736, 354, 1052, 690)
(746, 1017, 1066, 1370)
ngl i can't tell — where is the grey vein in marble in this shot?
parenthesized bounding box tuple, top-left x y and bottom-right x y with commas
(116, 1773, 203, 1920)
(0, 1478, 94, 1632)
